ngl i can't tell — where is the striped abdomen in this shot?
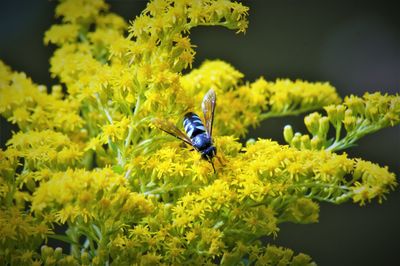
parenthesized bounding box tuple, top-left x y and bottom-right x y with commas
(183, 112, 216, 160)
(183, 112, 206, 139)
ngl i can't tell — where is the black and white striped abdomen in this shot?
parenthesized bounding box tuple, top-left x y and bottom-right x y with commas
(183, 112, 207, 139)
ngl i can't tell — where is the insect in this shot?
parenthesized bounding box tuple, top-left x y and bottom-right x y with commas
(153, 89, 218, 172)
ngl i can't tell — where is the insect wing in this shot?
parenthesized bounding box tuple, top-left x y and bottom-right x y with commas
(153, 118, 193, 146)
(201, 89, 216, 137)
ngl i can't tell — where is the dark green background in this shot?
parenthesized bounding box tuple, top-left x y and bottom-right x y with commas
(1, 1, 399, 265)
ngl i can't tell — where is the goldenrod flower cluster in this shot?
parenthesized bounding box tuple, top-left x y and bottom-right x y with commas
(0, 0, 398, 265)
(181, 61, 341, 136)
(284, 92, 400, 151)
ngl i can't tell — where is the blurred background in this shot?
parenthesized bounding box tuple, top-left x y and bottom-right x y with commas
(0, 1, 399, 265)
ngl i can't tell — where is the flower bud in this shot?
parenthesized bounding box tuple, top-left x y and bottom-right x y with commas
(325, 105, 345, 128)
(283, 125, 294, 144)
(304, 112, 321, 135)
(41, 245, 54, 259)
(335, 194, 351, 204)
(345, 109, 353, 117)
(246, 138, 256, 146)
(38, 85, 47, 93)
(45, 257, 57, 266)
(54, 247, 63, 260)
(344, 95, 364, 115)
(311, 136, 323, 150)
(343, 116, 357, 132)
(291, 133, 302, 149)
(324, 105, 337, 126)
(336, 105, 346, 123)
(365, 104, 379, 121)
(81, 252, 90, 265)
(300, 134, 311, 150)
(51, 85, 63, 99)
(318, 117, 330, 139)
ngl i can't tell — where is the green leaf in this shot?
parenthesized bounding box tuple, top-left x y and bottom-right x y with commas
(112, 165, 124, 174)
(48, 234, 80, 245)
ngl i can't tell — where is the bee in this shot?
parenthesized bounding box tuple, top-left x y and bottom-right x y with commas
(153, 89, 218, 172)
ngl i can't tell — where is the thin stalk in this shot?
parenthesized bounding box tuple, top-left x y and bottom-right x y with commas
(95, 93, 113, 124)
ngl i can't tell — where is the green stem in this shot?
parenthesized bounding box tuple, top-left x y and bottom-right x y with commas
(95, 93, 128, 167)
(133, 94, 141, 117)
(78, 225, 100, 243)
(88, 237, 96, 257)
(66, 225, 81, 258)
(326, 123, 380, 152)
(124, 124, 134, 148)
(306, 194, 351, 204)
(95, 93, 113, 124)
(124, 167, 132, 179)
(47, 234, 80, 246)
(335, 123, 342, 142)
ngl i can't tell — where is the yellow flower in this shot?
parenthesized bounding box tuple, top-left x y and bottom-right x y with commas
(44, 24, 80, 45)
(284, 198, 319, 224)
(267, 79, 340, 113)
(19, 250, 35, 263)
(96, 13, 127, 30)
(140, 252, 163, 265)
(56, 0, 109, 23)
(85, 136, 104, 151)
(351, 160, 397, 205)
(88, 28, 121, 47)
(101, 117, 130, 142)
(108, 37, 132, 59)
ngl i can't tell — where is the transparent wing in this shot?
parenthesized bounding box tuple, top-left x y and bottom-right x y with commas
(153, 118, 193, 146)
(201, 89, 216, 137)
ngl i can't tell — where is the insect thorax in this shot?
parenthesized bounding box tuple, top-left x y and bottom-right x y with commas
(191, 133, 212, 151)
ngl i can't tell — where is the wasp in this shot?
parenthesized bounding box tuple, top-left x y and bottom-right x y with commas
(153, 89, 218, 172)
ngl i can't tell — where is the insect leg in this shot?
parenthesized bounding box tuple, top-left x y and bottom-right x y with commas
(216, 155, 225, 166)
(207, 156, 216, 174)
